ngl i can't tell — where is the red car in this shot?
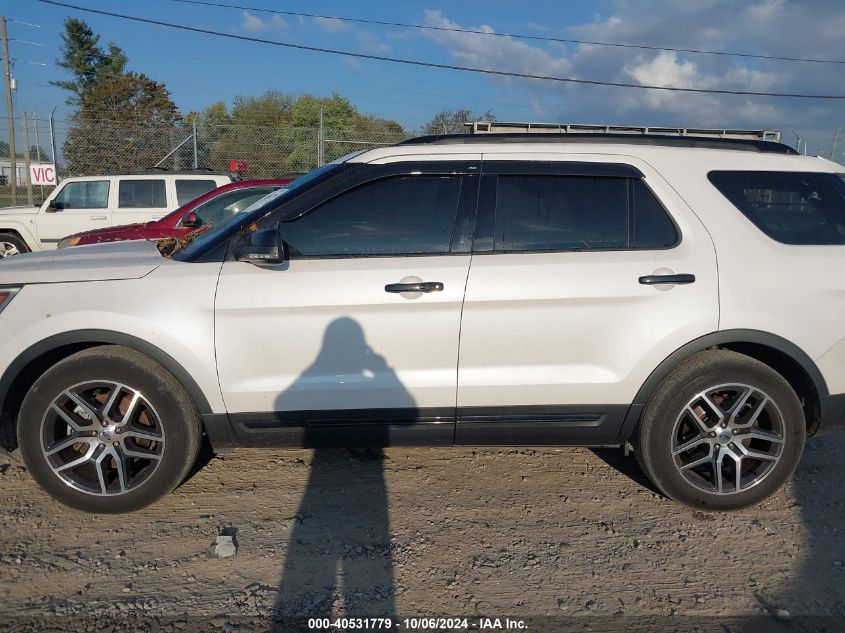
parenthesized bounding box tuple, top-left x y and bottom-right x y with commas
(57, 178, 296, 248)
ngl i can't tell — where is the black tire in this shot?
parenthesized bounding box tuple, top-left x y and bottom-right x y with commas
(17, 345, 202, 513)
(635, 350, 805, 511)
(0, 232, 31, 258)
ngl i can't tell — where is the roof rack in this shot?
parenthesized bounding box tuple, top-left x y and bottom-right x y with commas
(466, 121, 783, 142)
(400, 128, 796, 155)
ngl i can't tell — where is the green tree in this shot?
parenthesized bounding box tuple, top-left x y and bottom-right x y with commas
(421, 109, 495, 135)
(207, 92, 295, 177)
(50, 17, 128, 105)
(203, 91, 405, 177)
(63, 73, 181, 174)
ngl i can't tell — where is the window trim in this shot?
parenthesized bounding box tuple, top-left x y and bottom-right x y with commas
(707, 170, 845, 247)
(472, 165, 681, 255)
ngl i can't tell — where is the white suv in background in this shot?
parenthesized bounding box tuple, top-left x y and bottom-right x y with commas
(0, 172, 231, 256)
(0, 132, 843, 513)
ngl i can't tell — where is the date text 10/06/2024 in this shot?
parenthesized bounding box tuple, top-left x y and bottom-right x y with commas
(306, 617, 528, 630)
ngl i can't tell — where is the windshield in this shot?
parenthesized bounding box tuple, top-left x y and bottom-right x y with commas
(170, 163, 346, 260)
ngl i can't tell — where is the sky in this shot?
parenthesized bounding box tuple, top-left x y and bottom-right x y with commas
(3, 0, 845, 158)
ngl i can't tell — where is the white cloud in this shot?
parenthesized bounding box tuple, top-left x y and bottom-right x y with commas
(313, 16, 348, 33)
(240, 10, 286, 33)
(418, 1, 845, 145)
(343, 58, 364, 73)
(241, 10, 264, 32)
(357, 31, 389, 54)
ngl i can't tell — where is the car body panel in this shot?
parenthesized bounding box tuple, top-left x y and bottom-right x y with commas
(457, 152, 720, 409)
(0, 141, 842, 455)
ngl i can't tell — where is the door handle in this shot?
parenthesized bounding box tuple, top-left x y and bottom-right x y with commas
(89, 215, 108, 220)
(385, 281, 444, 293)
(639, 273, 696, 285)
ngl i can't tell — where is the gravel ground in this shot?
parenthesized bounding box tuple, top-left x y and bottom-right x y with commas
(1, 434, 844, 632)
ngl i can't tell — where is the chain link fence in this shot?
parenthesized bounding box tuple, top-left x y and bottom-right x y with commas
(3, 117, 844, 208)
(0, 118, 413, 207)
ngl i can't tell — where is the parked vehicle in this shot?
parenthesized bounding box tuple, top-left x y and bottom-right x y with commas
(57, 179, 296, 249)
(0, 172, 231, 257)
(0, 130, 843, 513)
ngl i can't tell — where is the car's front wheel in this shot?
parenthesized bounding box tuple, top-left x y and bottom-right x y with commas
(636, 350, 805, 510)
(0, 232, 30, 258)
(17, 346, 201, 513)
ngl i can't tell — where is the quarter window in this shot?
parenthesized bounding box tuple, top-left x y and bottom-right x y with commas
(118, 179, 167, 208)
(52, 180, 109, 209)
(282, 175, 462, 257)
(175, 179, 217, 206)
(632, 179, 678, 248)
(709, 171, 845, 245)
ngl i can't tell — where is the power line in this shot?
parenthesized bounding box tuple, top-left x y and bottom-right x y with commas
(171, 0, 845, 66)
(34, 0, 845, 100)
(7, 19, 42, 28)
(9, 38, 45, 46)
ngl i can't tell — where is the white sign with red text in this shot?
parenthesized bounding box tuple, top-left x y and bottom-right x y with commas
(30, 164, 57, 186)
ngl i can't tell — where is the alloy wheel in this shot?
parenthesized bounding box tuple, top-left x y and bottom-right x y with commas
(40, 380, 166, 496)
(0, 241, 20, 258)
(671, 383, 785, 495)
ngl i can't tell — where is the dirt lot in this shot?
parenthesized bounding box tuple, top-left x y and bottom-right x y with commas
(1, 434, 844, 632)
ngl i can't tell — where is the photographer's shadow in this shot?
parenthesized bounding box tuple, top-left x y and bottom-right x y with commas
(273, 317, 413, 628)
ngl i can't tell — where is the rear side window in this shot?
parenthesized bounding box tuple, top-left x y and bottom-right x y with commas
(118, 179, 166, 208)
(175, 179, 217, 206)
(493, 175, 676, 251)
(709, 171, 845, 245)
(282, 175, 461, 257)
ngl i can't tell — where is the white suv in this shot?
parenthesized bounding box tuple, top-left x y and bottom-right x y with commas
(0, 133, 843, 513)
(0, 172, 230, 256)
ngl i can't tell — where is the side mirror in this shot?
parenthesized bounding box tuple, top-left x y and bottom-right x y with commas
(234, 227, 285, 265)
(181, 211, 200, 228)
(45, 200, 62, 213)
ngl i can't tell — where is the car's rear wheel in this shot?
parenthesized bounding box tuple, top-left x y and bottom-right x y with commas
(17, 346, 201, 513)
(0, 232, 30, 257)
(635, 350, 805, 510)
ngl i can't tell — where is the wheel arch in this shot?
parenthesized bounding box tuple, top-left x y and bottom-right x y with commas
(618, 329, 828, 442)
(0, 224, 38, 252)
(0, 330, 213, 450)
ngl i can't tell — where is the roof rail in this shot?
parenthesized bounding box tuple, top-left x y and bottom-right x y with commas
(466, 120, 783, 142)
(399, 132, 797, 154)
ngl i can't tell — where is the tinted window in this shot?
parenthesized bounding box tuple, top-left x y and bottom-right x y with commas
(282, 175, 461, 257)
(118, 179, 166, 208)
(192, 187, 275, 227)
(53, 180, 109, 209)
(633, 179, 677, 248)
(494, 176, 628, 251)
(709, 171, 845, 245)
(175, 179, 217, 206)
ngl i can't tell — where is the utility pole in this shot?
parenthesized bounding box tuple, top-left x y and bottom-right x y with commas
(830, 128, 841, 161)
(21, 111, 32, 205)
(1, 16, 17, 205)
